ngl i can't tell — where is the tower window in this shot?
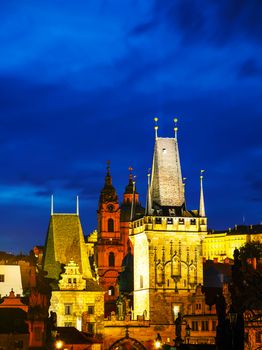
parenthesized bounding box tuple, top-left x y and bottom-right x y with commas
(64, 304, 72, 315)
(0, 275, 5, 282)
(140, 275, 143, 289)
(167, 218, 173, 224)
(108, 286, 115, 296)
(155, 218, 162, 224)
(108, 218, 114, 232)
(109, 252, 115, 267)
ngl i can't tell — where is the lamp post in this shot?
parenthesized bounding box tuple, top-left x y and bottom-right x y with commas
(185, 324, 191, 344)
(154, 333, 162, 349)
(55, 339, 64, 349)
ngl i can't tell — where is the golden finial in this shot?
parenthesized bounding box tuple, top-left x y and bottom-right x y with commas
(174, 118, 178, 139)
(154, 117, 159, 139)
(200, 169, 205, 179)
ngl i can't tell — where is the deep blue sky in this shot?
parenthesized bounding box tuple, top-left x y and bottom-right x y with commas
(0, 1, 261, 253)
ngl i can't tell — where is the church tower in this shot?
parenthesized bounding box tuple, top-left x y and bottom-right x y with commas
(96, 162, 123, 315)
(120, 167, 144, 256)
(130, 119, 207, 324)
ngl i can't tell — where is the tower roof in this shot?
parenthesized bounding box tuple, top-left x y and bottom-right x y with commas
(99, 161, 118, 204)
(151, 137, 184, 208)
(43, 214, 93, 280)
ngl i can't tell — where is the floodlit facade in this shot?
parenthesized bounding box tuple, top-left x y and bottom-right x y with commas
(49, 260, 104, 335)
(130, 120, 208, 337)
(0, 265, 23, 297)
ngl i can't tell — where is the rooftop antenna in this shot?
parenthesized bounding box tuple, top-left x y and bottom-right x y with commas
(76, 195, 79, 216)
(51, 194, 54, 215)
(174, 118, 178, 139)
(154, 117, 159, 139)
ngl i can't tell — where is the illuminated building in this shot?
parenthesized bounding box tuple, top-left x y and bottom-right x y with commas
(95, 163, 143, 316)
(203, 225, 262, 261)
(49, 260, 104, 335)
(130, 119, 207, 326)
(43, 198, 92, 280)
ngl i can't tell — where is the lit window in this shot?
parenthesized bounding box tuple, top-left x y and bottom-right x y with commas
(64, 304, 72, 315)
(108, 286, 115, 296)
(173, 305, 180, 319)
(0, 275, 4, 282)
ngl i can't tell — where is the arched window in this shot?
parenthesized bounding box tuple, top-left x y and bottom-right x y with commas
(109, 252, 115, 267)
(108, 218, 114, 232)
(108, 286, 115, 296)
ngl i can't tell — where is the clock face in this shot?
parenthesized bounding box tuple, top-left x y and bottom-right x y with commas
(107, 204, 114, 212)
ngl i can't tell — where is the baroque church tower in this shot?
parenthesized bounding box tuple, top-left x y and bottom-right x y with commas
(130, 119, 207, 324)
(96, 162, 123, 315)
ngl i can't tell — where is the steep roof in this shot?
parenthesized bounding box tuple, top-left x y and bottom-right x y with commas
(43, 214, 93, 280)
(151, 137, 184, 208)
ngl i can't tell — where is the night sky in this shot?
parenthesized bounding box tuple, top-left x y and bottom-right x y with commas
(0, 1, 261, 253)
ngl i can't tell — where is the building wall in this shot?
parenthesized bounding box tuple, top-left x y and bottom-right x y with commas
(0, 265, 23, 297)
(50, 290, 104, 334)
(203, 232, 262, 261)
(130, 216, 207, 322)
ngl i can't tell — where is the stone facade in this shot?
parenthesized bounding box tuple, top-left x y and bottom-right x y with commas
(49, 260, 104, 335)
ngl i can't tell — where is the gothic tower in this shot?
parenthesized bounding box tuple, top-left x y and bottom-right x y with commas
(96, 162, 123, 315)
(130, 119, 207, 324)
(43, 197, 92, 281)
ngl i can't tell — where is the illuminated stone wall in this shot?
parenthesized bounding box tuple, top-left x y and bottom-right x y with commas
(203, 232, 262, 261)
(130, 216, 207, 322)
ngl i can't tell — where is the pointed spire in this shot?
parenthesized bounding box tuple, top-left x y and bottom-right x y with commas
(174, 118, 178, 139)
(130, 175, 136, 221)
(146, 170, 152, 215)
(199, 170, 206, 217)
(51, 194, 54, 215)
(154, 117, 159, 139)
(76, 195, 79, 216)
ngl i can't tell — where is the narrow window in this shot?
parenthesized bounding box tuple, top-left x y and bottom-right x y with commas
(108, 218, 114, 232)
(68, 278, 71, 284)
(0, 275, 4, 282)
(87, 323, 95, 334)
(212, 321, 216, 331)
(88, 305, 94, 314)
(108, 286, 115, 296)
(73, 278, 77, 283)
(109, 252, 115, 267)
(64, 304, 72, 315)
(140, 275, 143, 289)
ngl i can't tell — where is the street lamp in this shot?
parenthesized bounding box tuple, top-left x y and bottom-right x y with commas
(155, 333, 162, 349)
(185, 324, 191, 344)
(55, 339, 64, 349)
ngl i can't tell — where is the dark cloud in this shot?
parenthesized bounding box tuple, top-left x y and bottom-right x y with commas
(238, 58, 261, 78)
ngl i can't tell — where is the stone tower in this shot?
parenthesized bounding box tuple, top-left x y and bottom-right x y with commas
(130, 119, 207, 324)
(96, 162, 123, 315)
(43, 199, 92, 281)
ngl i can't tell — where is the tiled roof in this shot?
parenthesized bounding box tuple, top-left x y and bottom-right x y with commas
(151, 137, 184, 208)
(44, 214, 93, 280)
